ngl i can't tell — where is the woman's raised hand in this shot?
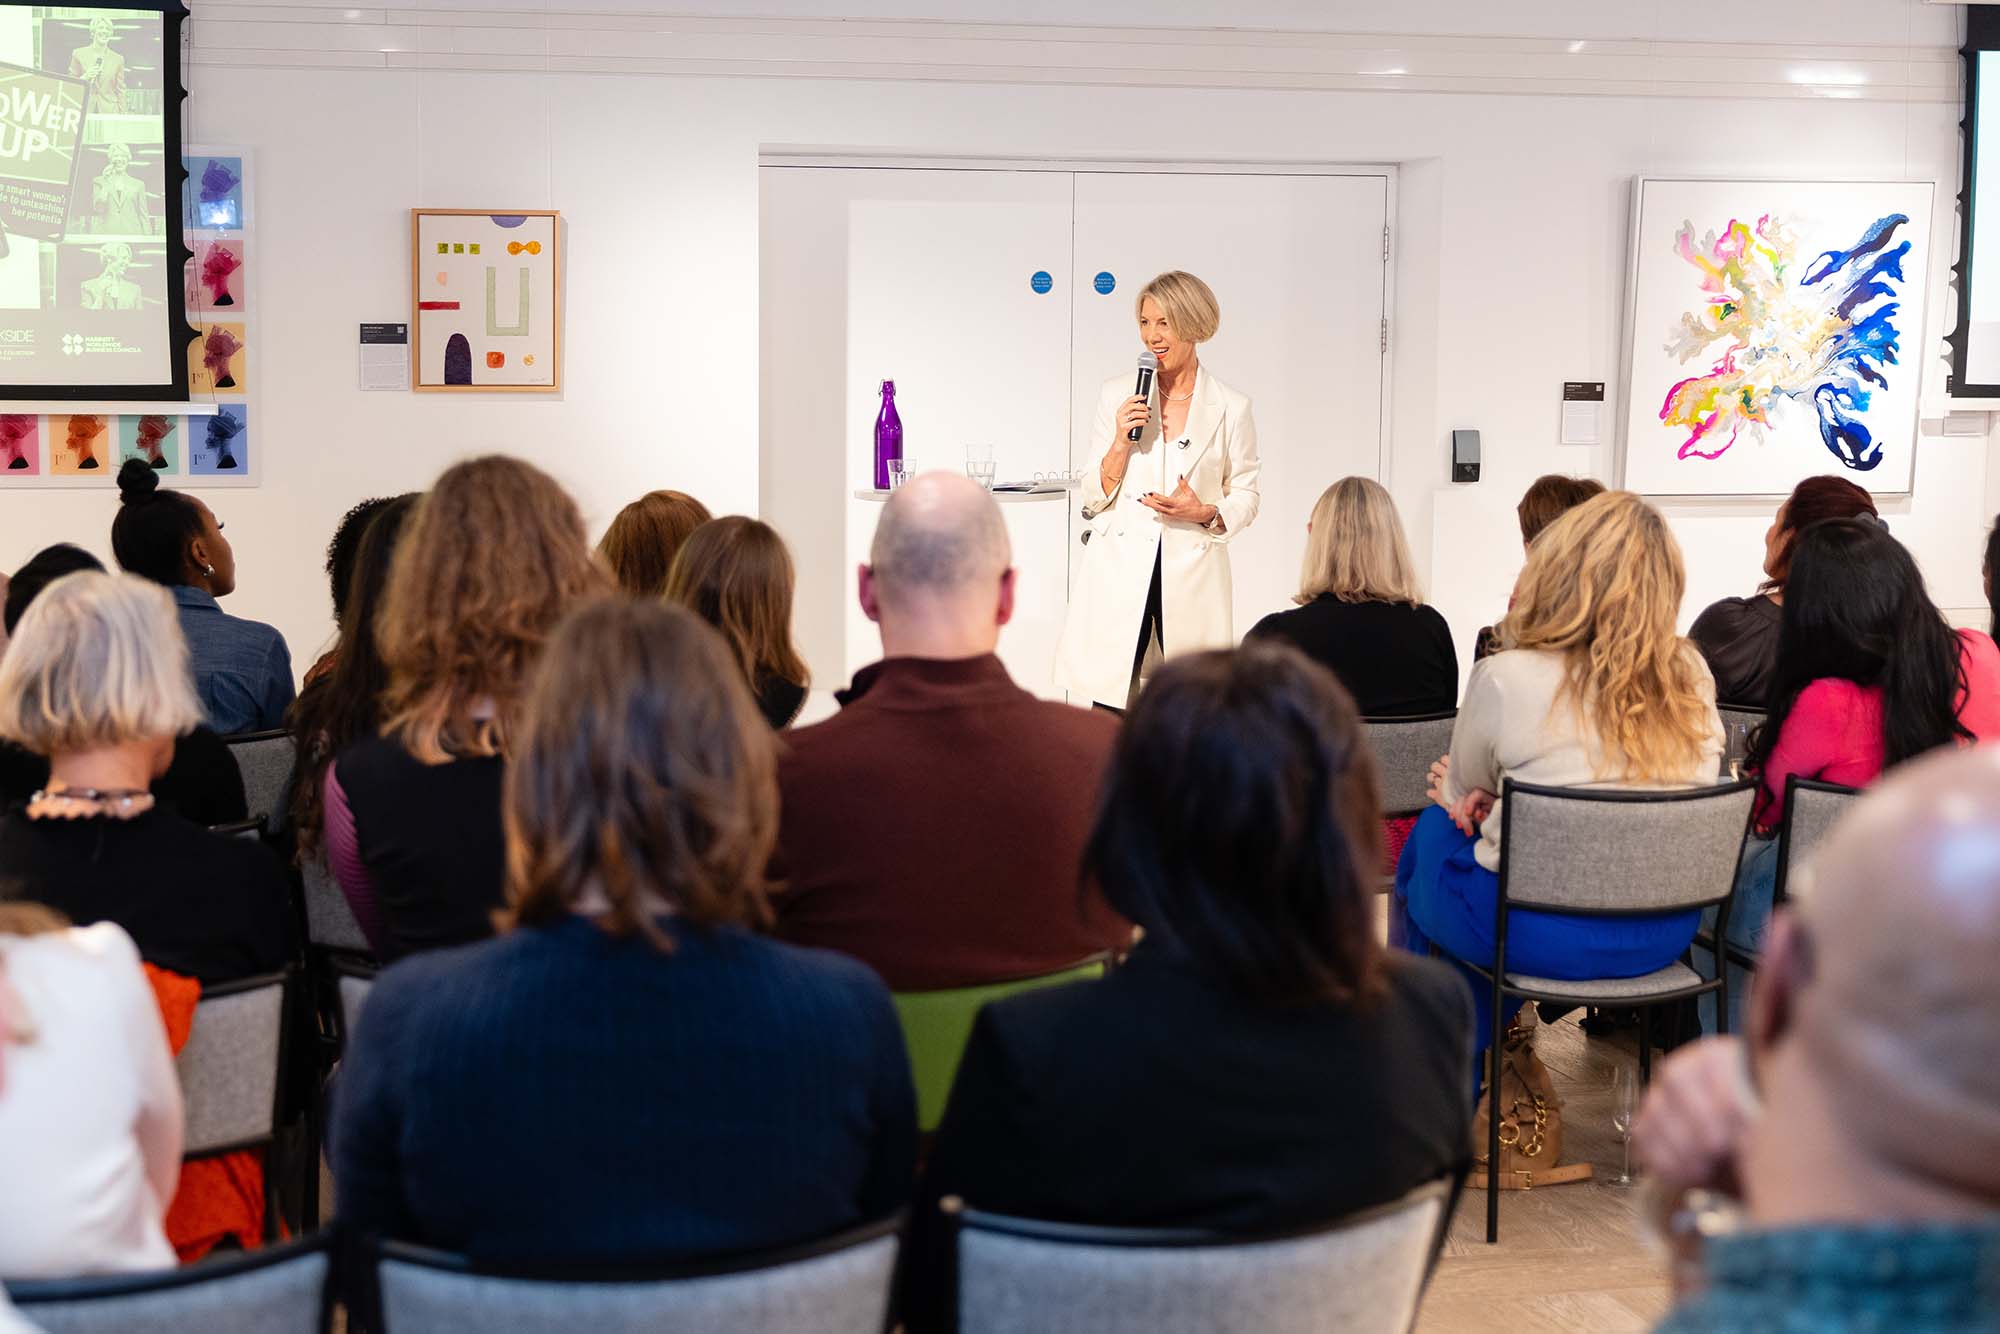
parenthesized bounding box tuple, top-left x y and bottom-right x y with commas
(1113, 394, 1149, 445)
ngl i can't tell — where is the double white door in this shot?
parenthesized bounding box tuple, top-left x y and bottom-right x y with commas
(760, 164, 1390, 701)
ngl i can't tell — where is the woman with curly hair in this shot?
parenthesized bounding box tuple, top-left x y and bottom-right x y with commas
(1393, 491, 1723, 1060)
(324, 457, 605, 960)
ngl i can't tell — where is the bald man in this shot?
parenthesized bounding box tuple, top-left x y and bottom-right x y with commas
(1639, 744, 2000, 1332)
(769, 473, 1129, 991)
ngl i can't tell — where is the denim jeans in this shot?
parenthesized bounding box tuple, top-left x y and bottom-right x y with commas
(1695, 831, 1778, 1035)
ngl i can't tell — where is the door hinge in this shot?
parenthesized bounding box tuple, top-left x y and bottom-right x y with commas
(1382, 224, 1391, 262)
(1380, 317, 1389, 353)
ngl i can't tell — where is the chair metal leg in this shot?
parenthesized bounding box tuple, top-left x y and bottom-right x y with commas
(1486, 985, 1504, 1243)
(1638, 1015, 1653, 1087)
(1716, 970, 1731, 1039)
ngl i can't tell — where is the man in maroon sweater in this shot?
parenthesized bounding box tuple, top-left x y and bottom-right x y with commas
(771, 473, 1129, 991)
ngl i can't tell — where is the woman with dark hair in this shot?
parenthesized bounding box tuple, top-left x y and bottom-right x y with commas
(287, 495, 417, 859)
(1701, 517, 2000, 1031)
(111, 459, 293, 734)
(907, 644, 1472, 1331)
(333, 598, 914, 1263)
(1983, 514, 2000, 642)
(665, 517, 810, 729)
(0, 544, 244, 826)
(303, 495, 407, 686)
(1688, 475, 1879, 705)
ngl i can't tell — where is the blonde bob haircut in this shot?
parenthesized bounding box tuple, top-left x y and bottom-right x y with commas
(501, 597, 778, 949)
(1297, 477, 1424, 607)
(1495, 490, 1715, 783)
(0, 571, 200, 757)
(1136, 270, 1221, 344)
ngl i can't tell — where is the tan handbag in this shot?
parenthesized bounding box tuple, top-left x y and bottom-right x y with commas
(1468, 1011, 1593, 1190)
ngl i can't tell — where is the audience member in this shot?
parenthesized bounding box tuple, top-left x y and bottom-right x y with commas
(0, 573, 289, 985)
(665, 516, 811, 728)
(325, 458, 605, 962)
(287, 495, 417, 860)
(1473, 473, 1604, 661)
(1984, 512, 2000, 641)
(0, 544, 245, 827)
(1698, 517, 2000, 1032)
(0, 571, 7, 662)
(304, 495, 407, 685)
(334, 598, 915, 1263)
(1688, 475, 1877, 706)
(1247, 476, 1457, 716)
(1640, 747, 2000, 1332)
(1395, 492, 1722, 1062)
(0, 907, 182, 1277)
(907, 644, 1473, 1332)
(597, 488, 712, 597)
(770, 472, 1129, 989)
(111, 459, 294, 734)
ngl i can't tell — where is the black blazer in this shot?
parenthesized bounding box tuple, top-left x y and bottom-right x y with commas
(905, 947, 1474, 1331)
(1247, 597, 1458, 716)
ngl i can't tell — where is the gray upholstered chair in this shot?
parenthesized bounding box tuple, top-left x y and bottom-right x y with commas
(7, 1233, 330, 1333)
(177, 970, 293, 1240)
(1715, 704, 1766, 781)
(1772, 775, 1859, 903)
(1360, 712, 1457, 820)
(1449, 778, 1754, 1242)
(368, 1215, 901, 1334)
(222, 729, 296, 836)
(301, 855, 370, 955)
(952, 1176, 1457, 1334)
(334, 955, 377, 1047)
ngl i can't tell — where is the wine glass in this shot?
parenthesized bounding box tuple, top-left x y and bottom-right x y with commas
(1609, 1063, 1638, 1188)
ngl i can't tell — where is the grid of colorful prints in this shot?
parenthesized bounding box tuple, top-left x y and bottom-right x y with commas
(0, 144, 257, 488)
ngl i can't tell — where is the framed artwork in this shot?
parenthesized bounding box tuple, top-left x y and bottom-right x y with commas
(411, 209, 561, 392)
(1619, 177, 1933, 497)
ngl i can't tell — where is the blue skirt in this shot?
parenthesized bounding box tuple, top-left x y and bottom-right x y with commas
(1393, 807, 1701, 1063)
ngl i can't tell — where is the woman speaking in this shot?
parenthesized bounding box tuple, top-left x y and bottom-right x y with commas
(1056, 271, 1261, 710)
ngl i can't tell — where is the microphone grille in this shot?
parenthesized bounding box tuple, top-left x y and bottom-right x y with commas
(1138, 351, 1159, 371)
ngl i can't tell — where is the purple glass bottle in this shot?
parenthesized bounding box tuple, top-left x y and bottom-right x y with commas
(873, 380, 903, 491)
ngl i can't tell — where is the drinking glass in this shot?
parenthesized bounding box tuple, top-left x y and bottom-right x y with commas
(1609, 1063, 1638, 1188)
(965, 443, 997, 490)
(886, 458, 911, 491)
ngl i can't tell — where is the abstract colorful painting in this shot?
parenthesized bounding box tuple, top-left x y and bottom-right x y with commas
(411, 209, 561, 392)
(1621, 179, 1932, 497)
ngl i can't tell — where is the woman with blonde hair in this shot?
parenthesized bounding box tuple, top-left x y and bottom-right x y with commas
(597, 489, 712, 597)
(0, 572, 291, 985)
(1057, 270, 1261, 709)
(0, 905, 183, 1277)
(665, 517, 810, 729)
(1393, 491, 1722, 1059)
(333, 598, 914, 1262)
(1248, 476, 1456, 716)
(324, 456, 606, 961)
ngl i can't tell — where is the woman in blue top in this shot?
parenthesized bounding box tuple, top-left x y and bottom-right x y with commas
(112, 459, 292, 734)
(332, 596, 916, 1263)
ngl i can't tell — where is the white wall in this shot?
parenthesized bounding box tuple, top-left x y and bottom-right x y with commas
(0, 3, 1980, 687)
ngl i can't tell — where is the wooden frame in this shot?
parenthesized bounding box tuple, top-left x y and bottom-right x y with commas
(409, 208, 562, 393)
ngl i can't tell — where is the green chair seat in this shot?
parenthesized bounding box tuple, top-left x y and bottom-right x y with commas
(893, 958, 1106, 1132)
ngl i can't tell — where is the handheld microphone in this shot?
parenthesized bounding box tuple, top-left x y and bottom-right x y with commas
(1128, 351, 1158, 442)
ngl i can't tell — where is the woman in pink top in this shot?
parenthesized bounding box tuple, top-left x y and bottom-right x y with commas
(1704, 516, 2000, 1030)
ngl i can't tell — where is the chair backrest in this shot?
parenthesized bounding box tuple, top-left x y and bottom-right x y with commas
(301, 854, 370, 954)
(1359, 713, 1457, 818)
(1497, 779, 1755, 915)
(9, 1234, 329, 1334)
(894, 958, 1106, 1132)
(224, 729, 296, 836)
(334, 959, 377, 1046)
(371, 1217, 900, 1334)
(955, 1178, 1452, 1334)
(1773, 776, 1860, 905)
(209, 818, 264, 842)
(177, 971, 289, 1156)
(1716, 703, 1766, 738)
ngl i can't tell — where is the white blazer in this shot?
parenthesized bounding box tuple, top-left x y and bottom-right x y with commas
(1055, 365, 1261, 707)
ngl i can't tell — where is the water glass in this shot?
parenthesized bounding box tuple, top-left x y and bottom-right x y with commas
(886, 458, 910, 491)
(1609, 1063, 1638, 1188)
(965, 443, 997, 490)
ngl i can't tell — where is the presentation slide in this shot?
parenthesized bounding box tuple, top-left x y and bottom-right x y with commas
(0, 5, 170, 388)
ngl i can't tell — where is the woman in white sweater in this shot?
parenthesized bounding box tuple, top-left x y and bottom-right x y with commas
(1392, 491, 1722, 1058)
(0, 907, 182, 1277)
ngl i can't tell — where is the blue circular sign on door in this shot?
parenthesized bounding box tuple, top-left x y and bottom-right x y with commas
(1093, 271, 1116, 295)
(1029, 270, 1052, 294)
